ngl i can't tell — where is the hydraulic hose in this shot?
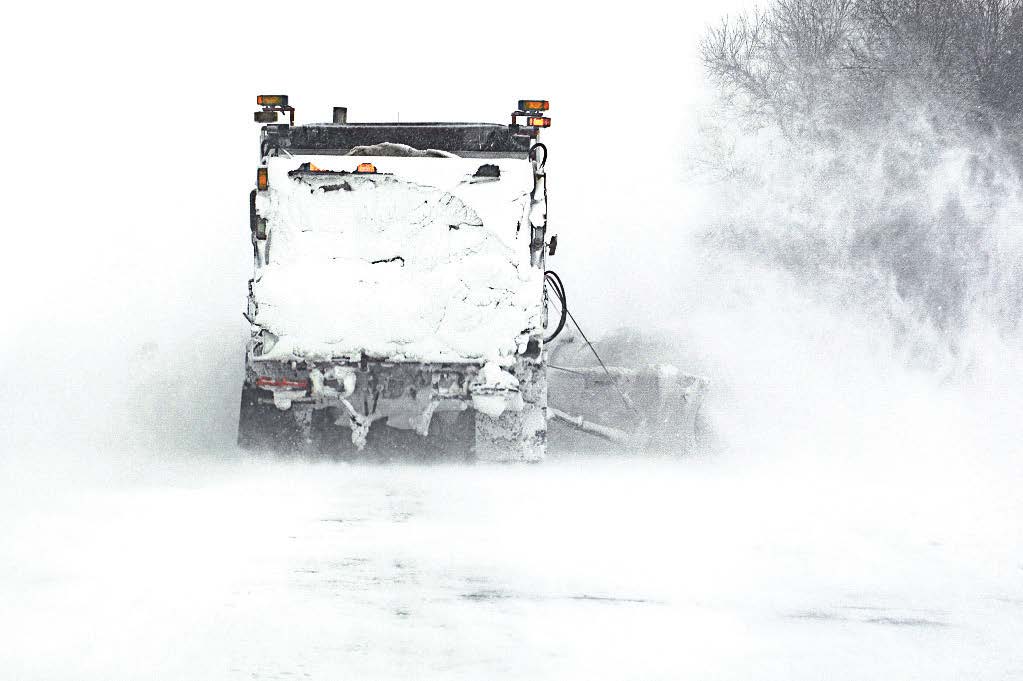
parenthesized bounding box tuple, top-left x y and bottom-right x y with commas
(544, 270, 567, 343)
(529, 142, 548, 169)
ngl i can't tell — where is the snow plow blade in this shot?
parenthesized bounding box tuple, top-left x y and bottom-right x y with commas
(546, 331, 709, 453)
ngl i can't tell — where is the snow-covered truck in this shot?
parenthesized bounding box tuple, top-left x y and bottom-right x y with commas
(239, 96, 554, 461)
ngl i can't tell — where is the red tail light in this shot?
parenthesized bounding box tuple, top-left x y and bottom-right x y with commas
(256, 377, 309, 389)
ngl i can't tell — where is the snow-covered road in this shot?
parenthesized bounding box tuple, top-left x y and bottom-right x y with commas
(3, 453, 1020, 680)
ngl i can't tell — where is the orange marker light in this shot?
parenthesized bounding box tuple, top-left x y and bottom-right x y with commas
(355, 163, 377, 173)
(518, 99, 549, 111)
(256, 167, 268, 190)
(256, 95, 288, 107)
(527, 116, 551, 128)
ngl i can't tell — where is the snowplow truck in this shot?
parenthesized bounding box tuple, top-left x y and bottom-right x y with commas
(239, 97, 553, 461)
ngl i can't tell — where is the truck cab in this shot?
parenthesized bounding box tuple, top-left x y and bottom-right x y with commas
(239, 97, 554, 461)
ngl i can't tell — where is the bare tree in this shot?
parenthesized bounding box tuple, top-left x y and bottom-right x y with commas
(700, 0, 1023, 340)
(702, 0, 1023, 138)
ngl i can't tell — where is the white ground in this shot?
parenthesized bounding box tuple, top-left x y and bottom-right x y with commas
(2, 450, 1020, 681)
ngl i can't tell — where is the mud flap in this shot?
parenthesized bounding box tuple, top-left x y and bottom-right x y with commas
(428, 409, 476, 461)
(237, 386, 310, 453)
(310, 407, 361, 459)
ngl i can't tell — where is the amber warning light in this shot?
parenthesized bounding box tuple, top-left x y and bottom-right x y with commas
(255, 94, 295, 125)
(256, 167, 268, 190)
(511, 99, 552, 131)
(355, 163, 377, 173)
(518, 100, 549, 111)
(256, 95, 288, 107)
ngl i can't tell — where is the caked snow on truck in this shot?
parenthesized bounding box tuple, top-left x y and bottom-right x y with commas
(240, 97, 555, 461)
(239, 96, 708, 461)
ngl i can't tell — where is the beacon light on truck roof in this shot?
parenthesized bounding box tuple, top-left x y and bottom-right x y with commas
(355, 163, 377, 173)
(510, 99, 551, 133)
(255, 94, 295, 126)
(256, 95, 289, 107)
(256, 167, 268, 190)
(518, 100, 549, 112)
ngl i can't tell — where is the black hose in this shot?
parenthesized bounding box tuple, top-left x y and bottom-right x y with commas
(544, 270, 567, 343)
(529, 143, 547, 168)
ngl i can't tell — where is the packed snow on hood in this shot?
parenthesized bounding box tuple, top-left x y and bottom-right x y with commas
(251, 156, 543, 364)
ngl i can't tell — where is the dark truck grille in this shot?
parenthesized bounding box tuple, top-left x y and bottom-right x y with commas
(264, 123, 532, 158)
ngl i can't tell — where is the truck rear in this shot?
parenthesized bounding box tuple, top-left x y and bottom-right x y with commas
(239, 97, 554, 461)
